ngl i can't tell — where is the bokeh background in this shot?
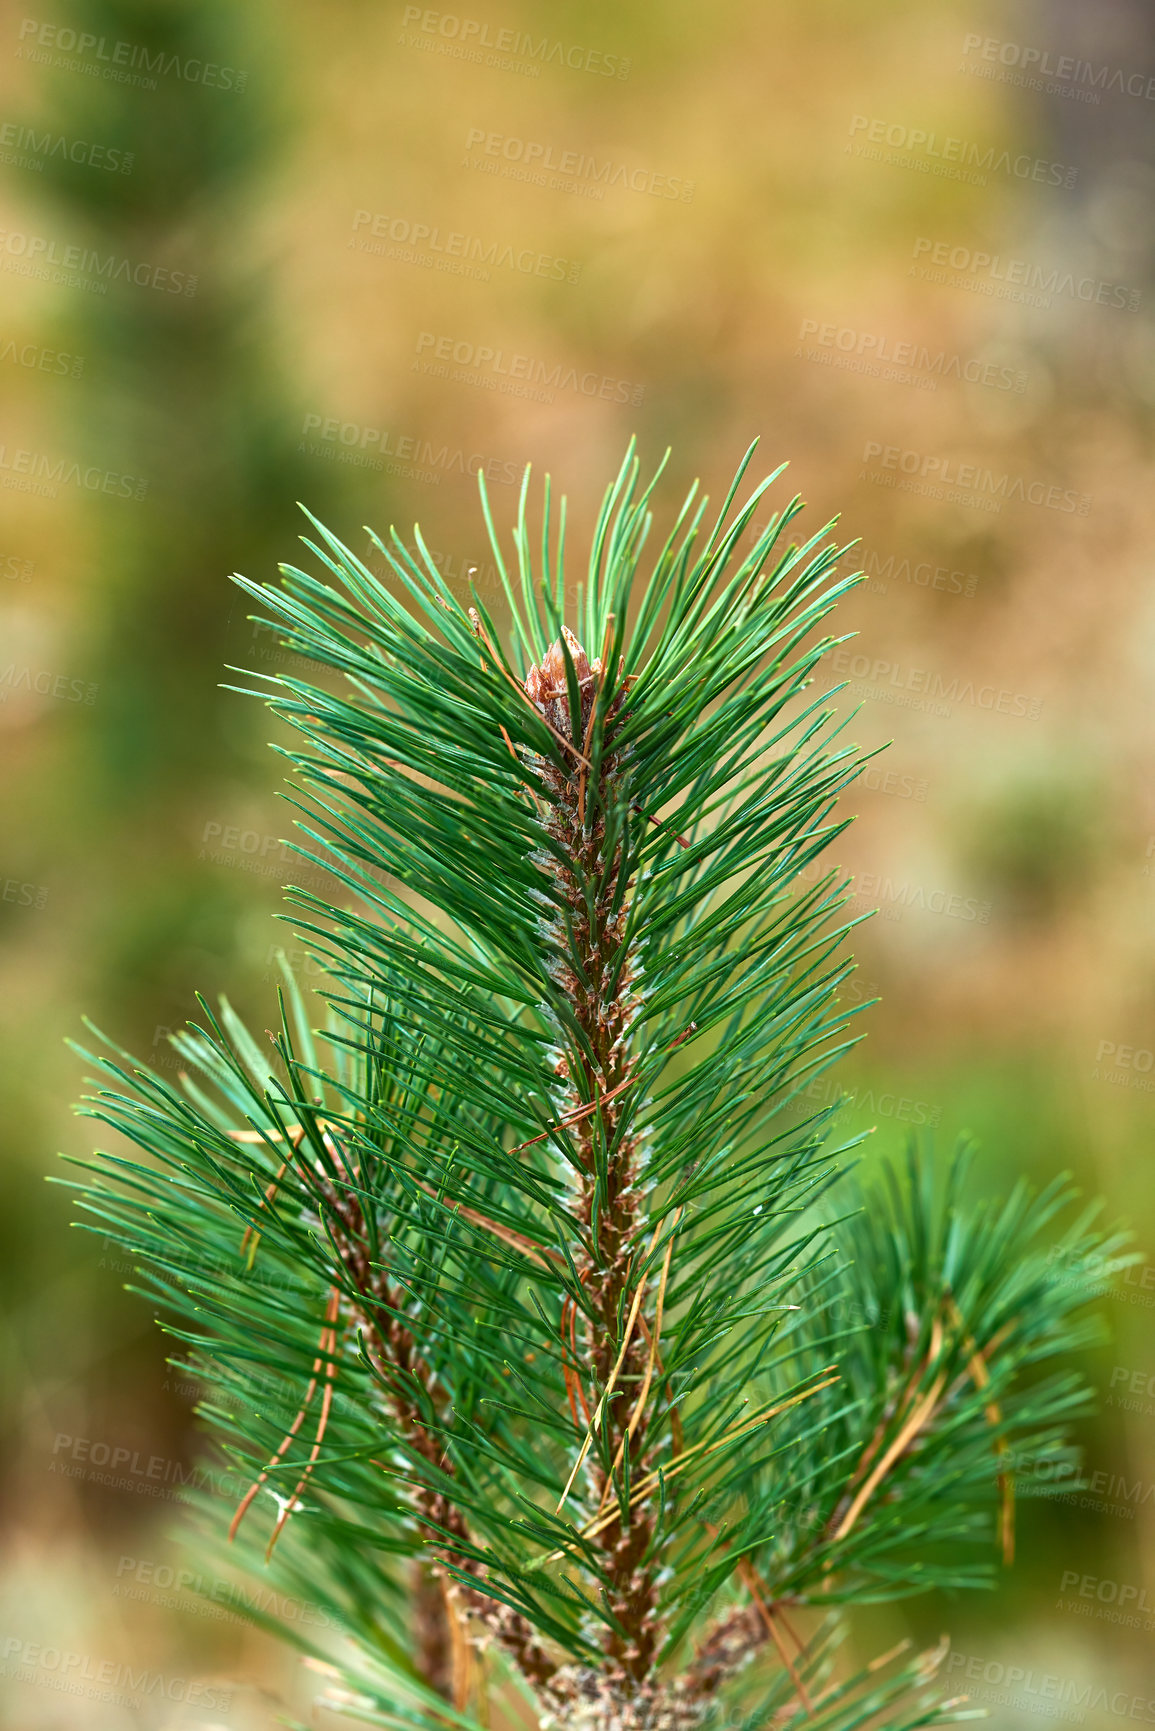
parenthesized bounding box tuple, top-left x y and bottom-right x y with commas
(2, 0, 1154, 1723)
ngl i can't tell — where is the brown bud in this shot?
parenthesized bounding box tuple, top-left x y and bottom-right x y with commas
(525, 627, 600, 712)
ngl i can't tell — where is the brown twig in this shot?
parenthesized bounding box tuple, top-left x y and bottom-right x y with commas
(637, 1312, 684, 1455)
(700, 1517, 814, 1713)
(229, 1123, 308, 1262)
(446, 1579, 474, 1711)
(833, 1349, 947, 1542)
(556, 1236, 658, 1511)
(745, 1575, 813, 1712)
(560, 1296, 593, 1430)
(414, 1179, 562, 1270)
(774, 1602, 809, 1660)
(599, 1209, 683, 1510)
(946, 1298, 1015, 1564)
(826, 1310, 947, 1544)
(510, 1024, 695, 1159)
(229, 1282, 341, 1547)
(643, 808, 692, 850)
(265, 1283, 342, 1558)
(542, 1374, 840, 1556)
(231, 1112, 564, 1704)
(508, 1073, 637, 1156)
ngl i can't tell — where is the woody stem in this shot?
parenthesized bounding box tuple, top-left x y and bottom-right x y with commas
(536, 678, 659, 1690)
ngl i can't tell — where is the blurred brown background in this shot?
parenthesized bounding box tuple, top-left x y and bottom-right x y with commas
(1, 0, 1154, 1724)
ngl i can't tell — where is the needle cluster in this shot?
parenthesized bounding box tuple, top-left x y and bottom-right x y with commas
(69, 444, 1128, 1731)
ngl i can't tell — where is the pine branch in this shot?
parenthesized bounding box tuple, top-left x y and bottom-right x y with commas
(64, 444, 1129, 1731)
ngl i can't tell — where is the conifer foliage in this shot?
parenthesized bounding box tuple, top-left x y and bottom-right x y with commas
(70, 445, 1126, 1731)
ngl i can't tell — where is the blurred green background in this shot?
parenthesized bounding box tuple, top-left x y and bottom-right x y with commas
(2, 0, 1154, 1723)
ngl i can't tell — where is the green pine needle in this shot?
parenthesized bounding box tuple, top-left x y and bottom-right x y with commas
(64, 445, 1130, 1731)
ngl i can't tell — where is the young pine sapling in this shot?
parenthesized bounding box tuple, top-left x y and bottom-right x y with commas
(70, 445, 1126, 1731)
